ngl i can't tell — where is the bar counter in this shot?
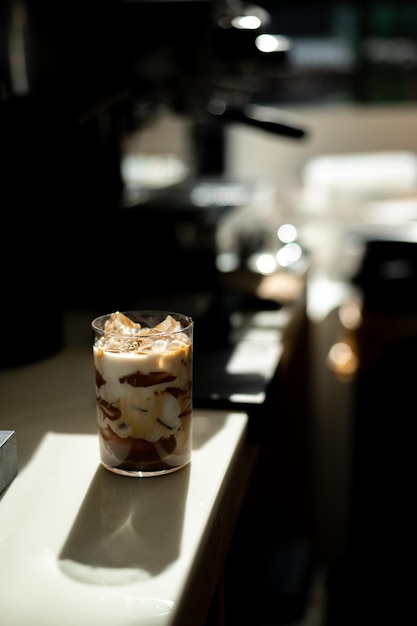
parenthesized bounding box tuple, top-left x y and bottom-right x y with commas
(0, 311, 258, 626)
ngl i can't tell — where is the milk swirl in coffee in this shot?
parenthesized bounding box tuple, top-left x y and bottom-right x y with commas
(93, 311, 193, 476)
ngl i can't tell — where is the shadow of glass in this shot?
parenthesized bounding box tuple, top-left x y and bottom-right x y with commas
(58, 463, 190, 585)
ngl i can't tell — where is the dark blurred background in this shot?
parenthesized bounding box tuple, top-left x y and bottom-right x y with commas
(1, 1, 417, 308)
(2, 1, 417, 320)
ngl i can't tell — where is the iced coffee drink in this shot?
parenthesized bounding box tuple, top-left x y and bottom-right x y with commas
(92, 311, 193, 477)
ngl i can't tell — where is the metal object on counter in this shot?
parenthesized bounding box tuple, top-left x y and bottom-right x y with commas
(0, 431, 18, 495)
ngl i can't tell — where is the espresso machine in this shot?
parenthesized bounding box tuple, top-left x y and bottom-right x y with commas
(0, 0, 306, 366)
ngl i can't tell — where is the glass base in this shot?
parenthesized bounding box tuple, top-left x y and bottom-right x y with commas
(100, 460, 190, 477)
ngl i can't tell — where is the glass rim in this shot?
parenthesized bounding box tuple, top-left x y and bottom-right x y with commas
(92, 310, 193, 336)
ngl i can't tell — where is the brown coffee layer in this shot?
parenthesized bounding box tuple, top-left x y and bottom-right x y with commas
(99, 426, 189, 472)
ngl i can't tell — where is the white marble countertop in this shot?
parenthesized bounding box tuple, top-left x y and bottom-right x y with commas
(0, 312, 252, 626)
